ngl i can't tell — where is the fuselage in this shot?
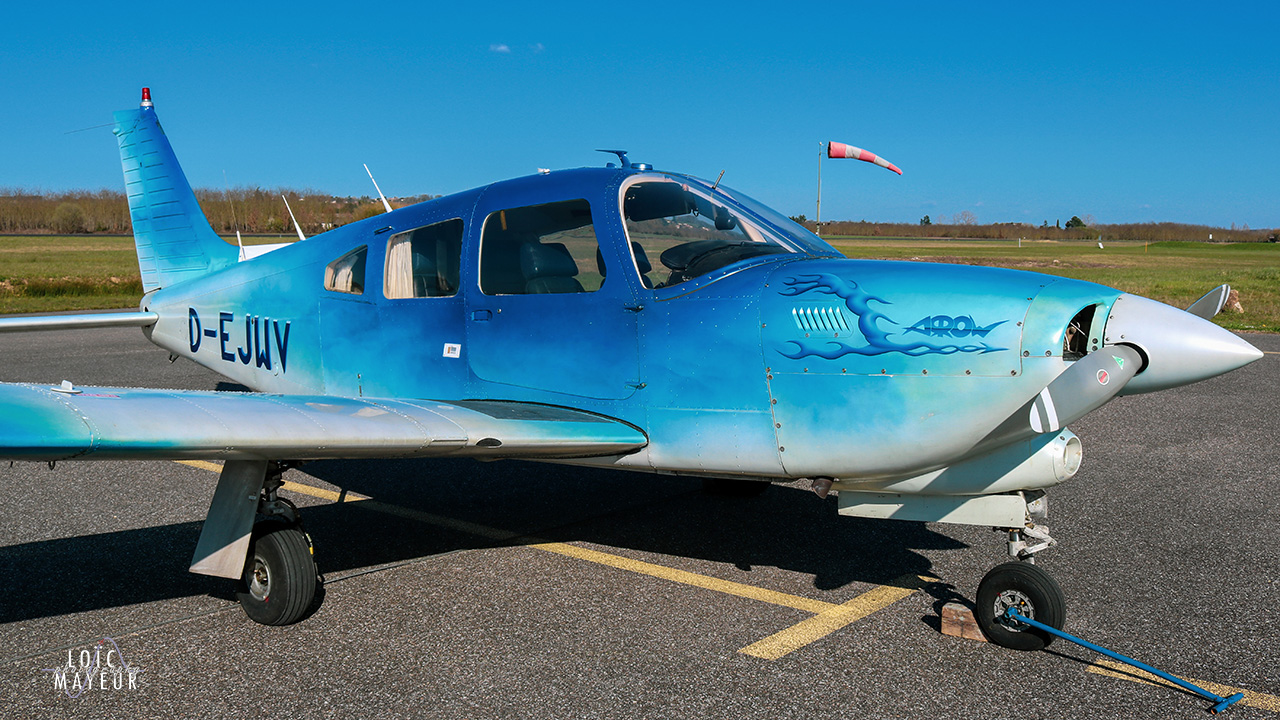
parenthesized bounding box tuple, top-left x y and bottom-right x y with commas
(137, 166, 1254, 489)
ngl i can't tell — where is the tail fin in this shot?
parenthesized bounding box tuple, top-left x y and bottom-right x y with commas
(113, 88, 237, 292)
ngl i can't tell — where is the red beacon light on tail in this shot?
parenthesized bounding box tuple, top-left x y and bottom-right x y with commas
(140, 87, 153, 108)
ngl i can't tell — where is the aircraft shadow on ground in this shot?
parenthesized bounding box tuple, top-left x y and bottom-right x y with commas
(0, 457, 966, 623)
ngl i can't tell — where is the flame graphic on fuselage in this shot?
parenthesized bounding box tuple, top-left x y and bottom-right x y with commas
(777, 273, 1007, 359)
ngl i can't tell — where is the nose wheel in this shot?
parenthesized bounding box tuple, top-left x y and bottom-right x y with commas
(975, 561, 1066, 650)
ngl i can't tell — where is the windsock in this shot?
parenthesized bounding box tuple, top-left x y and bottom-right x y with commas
(828, 141, 902, 175)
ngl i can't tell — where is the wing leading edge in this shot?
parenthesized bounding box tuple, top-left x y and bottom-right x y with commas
(0, 384, 646, 462)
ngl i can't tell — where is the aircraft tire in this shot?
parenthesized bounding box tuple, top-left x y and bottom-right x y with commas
(236, 522, 317, 626)
(701, 478, 770, 498)
(975, 561, 1065, 651)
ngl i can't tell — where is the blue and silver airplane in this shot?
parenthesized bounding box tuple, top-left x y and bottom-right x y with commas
(0, 90, 1262, 649)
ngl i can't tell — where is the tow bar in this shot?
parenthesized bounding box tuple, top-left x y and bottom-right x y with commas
(1006, 608, 1243, 714)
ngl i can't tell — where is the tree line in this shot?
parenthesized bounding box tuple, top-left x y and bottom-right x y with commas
(0, 188, 436, 235)
(2, 188, 1273, 244)
(800, 217, 1276, 243)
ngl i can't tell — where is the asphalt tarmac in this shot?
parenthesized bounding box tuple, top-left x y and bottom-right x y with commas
(0, 325, 1276, 719)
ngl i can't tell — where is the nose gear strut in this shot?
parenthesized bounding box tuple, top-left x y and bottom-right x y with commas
(974, 490, 1067, 650)
(1007, 523, 1056, 562)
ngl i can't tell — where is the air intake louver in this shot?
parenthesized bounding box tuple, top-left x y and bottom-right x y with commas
(792, 305, 851, 333)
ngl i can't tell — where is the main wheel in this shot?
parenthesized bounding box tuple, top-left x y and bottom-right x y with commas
(975, 561, 1066, 651)
(236, 522, 318, 626)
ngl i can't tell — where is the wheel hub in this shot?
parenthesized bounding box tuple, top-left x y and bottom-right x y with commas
(248, 556, 271, 601)
(993, 589, 1033, 631)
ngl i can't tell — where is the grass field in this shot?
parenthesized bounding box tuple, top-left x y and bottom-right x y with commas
(1, 235, 1276, 332)
(827, 237, 1280, 333)
(0, 235, 143, 313)
(0, 235, 283, 313)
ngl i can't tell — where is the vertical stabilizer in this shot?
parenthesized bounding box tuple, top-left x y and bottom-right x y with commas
(113, 89, 237, 292)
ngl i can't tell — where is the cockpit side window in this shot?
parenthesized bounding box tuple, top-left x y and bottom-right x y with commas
(479, 199, 602, 295)
(324, 246, 367, 295)
(622, 179, 792, 289)
(384, 219, 463, 299)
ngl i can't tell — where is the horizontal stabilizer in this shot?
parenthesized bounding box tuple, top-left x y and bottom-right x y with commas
(0, 384, 647, 461)
(0, 312, 157, 333)
(239, 242, 291, 261)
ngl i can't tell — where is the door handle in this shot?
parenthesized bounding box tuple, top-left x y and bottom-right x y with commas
(471, 309, 492, 321)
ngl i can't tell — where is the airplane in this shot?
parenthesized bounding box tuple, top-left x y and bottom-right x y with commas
(0, 89, 1262, 650)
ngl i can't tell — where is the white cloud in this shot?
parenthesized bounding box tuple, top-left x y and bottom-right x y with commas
(490, 44, 511, 53)
(530, 43, 545, 53)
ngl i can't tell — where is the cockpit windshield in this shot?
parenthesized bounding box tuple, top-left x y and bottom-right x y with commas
(620, 175, 838, 289)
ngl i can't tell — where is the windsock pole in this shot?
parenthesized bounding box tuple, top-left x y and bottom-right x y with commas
(816, 143, 824, 234)
(817, 140, 902, 237)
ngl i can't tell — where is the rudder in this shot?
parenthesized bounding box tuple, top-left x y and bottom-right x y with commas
(113, 89, 237, 292)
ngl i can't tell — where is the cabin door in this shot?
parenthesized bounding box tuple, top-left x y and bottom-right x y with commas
(464, 193, 640, 401)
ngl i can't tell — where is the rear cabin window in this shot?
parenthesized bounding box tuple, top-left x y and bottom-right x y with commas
(384, 219, 463, 298)
(324, 246, 367, 295)
(480, 199, 602, 295)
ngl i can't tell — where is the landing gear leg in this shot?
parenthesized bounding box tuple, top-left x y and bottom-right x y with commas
(235, 463, 319, 626)
(975, 491, 1067, 650)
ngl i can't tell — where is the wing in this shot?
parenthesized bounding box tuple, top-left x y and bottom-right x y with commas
(0, 383, 646, 461)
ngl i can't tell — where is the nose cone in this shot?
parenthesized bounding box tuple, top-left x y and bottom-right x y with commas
(1104, 293, 1263, 394)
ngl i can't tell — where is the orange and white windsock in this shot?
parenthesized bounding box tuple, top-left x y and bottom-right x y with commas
(828, 141, 902, 175)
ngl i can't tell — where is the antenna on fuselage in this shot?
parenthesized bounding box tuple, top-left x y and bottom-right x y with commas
(596, 149, 630, 168)
(281, 195, 307, 242)
(710, 169, 726, 194)
(364, 164, 393, 213)
(223, 170, 249, 260)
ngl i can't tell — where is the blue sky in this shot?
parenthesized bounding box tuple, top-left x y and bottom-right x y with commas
(2, 2, 1276, 228)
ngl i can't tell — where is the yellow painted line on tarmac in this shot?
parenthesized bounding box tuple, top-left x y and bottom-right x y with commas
(531, 541, 836, 614)
(281, 480, 369, 504)
(175, 460, 923, 656)
(1087, 658, 1280, 713)
(175, 460, 370, 504)
(176, 459, 223, 473)
(173, 460, 519, 539)
(739, 574, 932, 660)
